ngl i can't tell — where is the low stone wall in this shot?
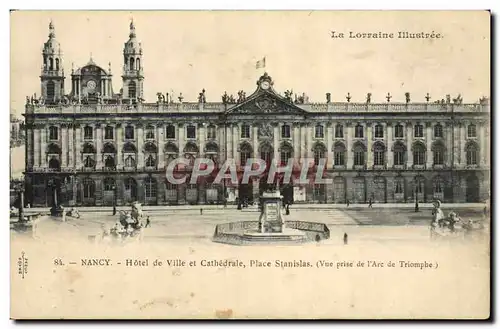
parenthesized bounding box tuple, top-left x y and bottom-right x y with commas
(212, 220, 330, 245)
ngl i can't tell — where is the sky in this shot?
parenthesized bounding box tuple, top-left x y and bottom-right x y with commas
(10, 10, 490, 116)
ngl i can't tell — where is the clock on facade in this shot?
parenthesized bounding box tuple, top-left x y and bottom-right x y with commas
(260, 81, 270, 90)
(87, 80, 97, 91)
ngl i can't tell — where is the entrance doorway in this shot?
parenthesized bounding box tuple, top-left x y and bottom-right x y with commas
(466, 175, 480, 202)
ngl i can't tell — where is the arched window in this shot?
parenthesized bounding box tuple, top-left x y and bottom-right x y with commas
(123, 142, 137, 153)
(393, 142, 406, 166)
(373, 142, 385, 166)
(207, 125, 217, 139)
(48, 158, 60, 170)
(414, 124, 424, 138)
(136, 58, 141, 70)
(124, 178, 137, 198)
(335, 124, 343, 138)
(125, 125, 135, 140)
(466, 142, 479, 165)
(433, 142, 445, 165)
(467, 124, 477, 138)
(145, 155, 156, 167)
(433, 177, 443, 194)
(103, 143, 116, 154)
(280, 144, 293, 166)
(186, 125, 196, 139)
(145, 125, 155, 140)
(394, 124, 404, 138)
(83, 156, 95, 168)
(49, 126, 58, 141)
(55, 58, 60, 70)
(184, 142, 199, 155)
(374, 124, 384, 138)
(104, 126, 114, 140)
(241, 124, 250, 138)
(145, 177, 157, 198)
(129, 57, 135, 71)
(281, 124, 291, 138)
(260, 143, 273, 165)
(128, 81, 137, 99)
(84, 126, 93, 140)
(353, 142, 365, 166)
(104, 155, 115, 169)
(124, 155, 136, 167)
(315, 125, 324, 138)
(394, 178, 404, 194)
(240, 143, 252, 166)
(355, 124, 363, 138)
(144, 142, 157, 153)
(46, 81, 55, 101)
(82, 178, 95, 198)
(434, 124, 443, 138)
(82, 143, 95, 154)
(49, 57, 54, 70)
(333, 142, 346, 166)
(313, 143, 326, 166)
(166, 125, 176, 139)
(104, 178, 115, 192)
(413, 142, 426, 165)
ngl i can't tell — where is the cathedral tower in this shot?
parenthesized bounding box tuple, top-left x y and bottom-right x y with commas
(40, 20, 65, 104)
(122, 19, 144, 102)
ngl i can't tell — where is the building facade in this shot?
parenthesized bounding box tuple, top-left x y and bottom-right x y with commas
(10, 114, 25, 148)
(23, 21, 491, 207)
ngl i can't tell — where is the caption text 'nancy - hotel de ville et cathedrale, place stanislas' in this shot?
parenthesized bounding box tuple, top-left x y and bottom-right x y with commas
(22, 21, 490, 207)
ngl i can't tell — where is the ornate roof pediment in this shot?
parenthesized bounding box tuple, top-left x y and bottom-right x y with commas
(224, 72, 308, 115)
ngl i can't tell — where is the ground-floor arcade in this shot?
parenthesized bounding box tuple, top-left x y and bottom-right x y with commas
(24, 169, 489, 207)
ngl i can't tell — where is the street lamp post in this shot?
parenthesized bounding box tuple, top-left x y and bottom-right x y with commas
(18, 185, 25, 223)
(414, 185, 419, 212)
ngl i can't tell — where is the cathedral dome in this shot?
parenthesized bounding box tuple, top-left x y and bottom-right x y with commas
(123, 20, 142, 55)
(43, 21, 61, 55)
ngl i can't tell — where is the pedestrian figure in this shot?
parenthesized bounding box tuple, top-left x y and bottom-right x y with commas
(343, 233, 348, 245)
(145, 216, 151, 228)
(113, 206, 117, 216)
(368, 198, 373, 208)
(200, 208, 203, 215)
(346, 199, 350, 207)
(285, 204, 290, 215)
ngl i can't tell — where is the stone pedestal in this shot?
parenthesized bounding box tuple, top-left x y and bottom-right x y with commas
(259, 191, 284, 233)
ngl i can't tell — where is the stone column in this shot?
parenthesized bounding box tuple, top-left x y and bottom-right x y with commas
(326, 123, 333, 169)
(446, 123, 453, 167)
(116, 124, 123, 169)
(75, 125, 82, 168)
(199, 123, 206, 159)
(306, 123, 313, 159)
(95, 124, 103, 169)
(366, 123, 373, 169)
(252, 125, 259, 159)
(34, 127, 40, 167)
(218, 125, 226, 162)
(346, 123, 353, 168)
(478, 122, 487, 166)
(293, 123, 300, 162)
(273, 124, 279, 164)
(26, 128, 34, 170)
(157, 125, 165, 169)
(40, 125, 47, 168)
(67, 126, 74, 168)
(387, 123, 393, 168)
(225, 125, 232, 159)
(178, 124, 185, 158)
(406, 122, 413, 168)
(426, 123, 432, 168)
(232, 124, 239, 166)
(137, 124, 144, 170)
(460, 123, 467, 167)
(61, 125, 68, 168)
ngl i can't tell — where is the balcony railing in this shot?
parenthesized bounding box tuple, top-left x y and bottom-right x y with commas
(25, 101, 490, 115)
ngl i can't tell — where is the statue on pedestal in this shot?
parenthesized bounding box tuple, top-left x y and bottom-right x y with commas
(326, 93, 331, 103)
(366, 93, 372, 104)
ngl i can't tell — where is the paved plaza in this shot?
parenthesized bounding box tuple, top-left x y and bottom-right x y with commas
(12, 204, 488, 246)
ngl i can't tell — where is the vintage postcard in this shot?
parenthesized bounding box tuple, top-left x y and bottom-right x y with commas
(10, 10, 491, 319)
